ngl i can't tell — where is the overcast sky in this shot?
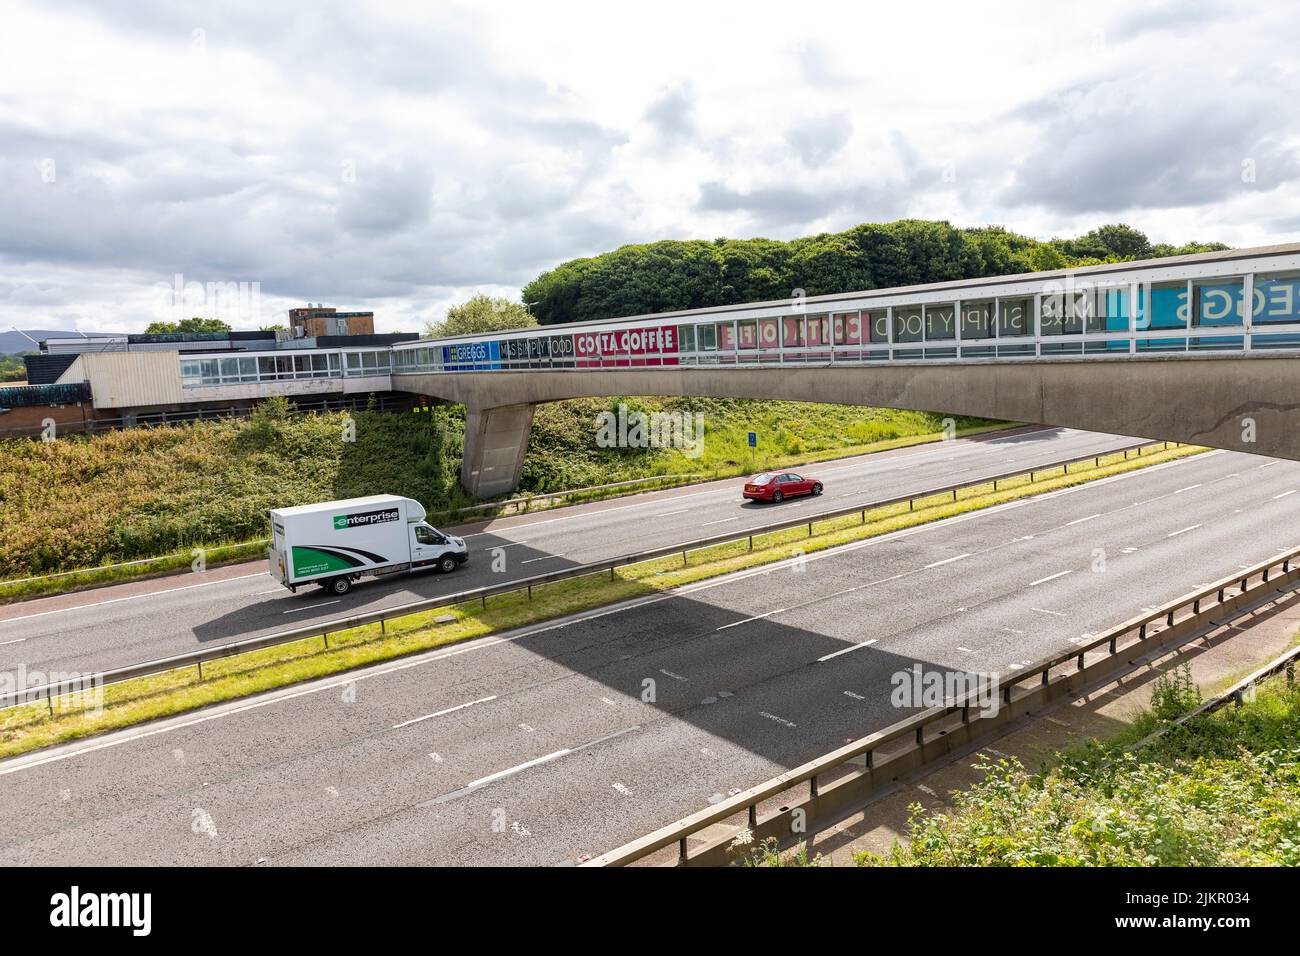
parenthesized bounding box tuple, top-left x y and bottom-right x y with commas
(2, 0, 1299, 334)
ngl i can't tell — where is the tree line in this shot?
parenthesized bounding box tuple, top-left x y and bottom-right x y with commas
(520, 220, 1229, 327)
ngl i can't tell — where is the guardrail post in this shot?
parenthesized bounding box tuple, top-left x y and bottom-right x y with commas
(748, 535, 754, 550)
(960, 704, 969, 723)
(679, 837, 689, 863)
(1166, 610, 1174, 627)
(1288, 661, 1295, 686)
(1077, 652, 1085, 670)
(1002, 685, 1012, 706)
(1110, 635, 1118, 654)
(807, 521, 813, 537)
(527, 584, 533, 600)
(864, 749, 874, 768)
(809, 775, 819, 799)
(915, 725, 925, 746)
(1264, 567, 1270, 583)
(682, 551, 688, 566)
(322, 632, 329, 649)
(46, 687, 54, 717)
(197, 660, 204, 680)
(1193, 598, 1200, 614)
(747, 804, 758, 831)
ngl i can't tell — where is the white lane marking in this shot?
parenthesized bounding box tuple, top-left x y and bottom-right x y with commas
(702, 516, 742, 526)
(656, 509, 690, 517)
(1260, 461, 1279, 468)
(520, 554, 564, 564)
(283, 600, 340, 614)
(1031, 607, 1066, 617)
(1168, 524, 1202, 537)
(1029, 570, 1073, 586)
(716, 609, 786, 631)
(1274, 490, 1297, 500)
(466, 749, 571, 789)
(392, 695, 497, 729)
(1173, 484, 1202, 494)
(0, 637, 27, 646)
(0, 572, 268, 625)
(924, 552, 971, 569)
(1066, 513, 1102, 526)
(955, 646, 975, 653)
(817, 639, 878, 662)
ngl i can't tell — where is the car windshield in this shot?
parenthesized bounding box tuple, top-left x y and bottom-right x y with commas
(750, 473, 774, 485)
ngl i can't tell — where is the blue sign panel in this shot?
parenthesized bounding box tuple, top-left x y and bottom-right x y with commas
(442, 341, 501, 371)
(748, 431, 757, 448)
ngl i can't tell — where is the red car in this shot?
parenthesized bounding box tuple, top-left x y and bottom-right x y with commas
(743, 471, 823, 503)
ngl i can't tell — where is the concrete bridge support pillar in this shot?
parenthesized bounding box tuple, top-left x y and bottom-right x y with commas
(461, 402, 536, 498)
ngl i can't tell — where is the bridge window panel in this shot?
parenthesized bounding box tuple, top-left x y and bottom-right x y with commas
(734, 320, 758, 363)
(997, 297, 1032, 337)
(1040, 341, 1082, 355)
(344, 352, 364, 376)
(1039, 291, 1083, 335)
(180, 360, 201, 387)
(961, 299, 995, 340)
(239, 356, 259, 381)
(893, 306, 923, 344)
(1189, 335, 1244, 351)
(832, 312, 858, 345)
(197, 359, 220, 385)
(1192, 278, 1244, 328)
(1098, 286, 1131, 332)
(1137, 281, 1188, 331)
(311, 354, 331, 376)
(865, 309, 889, 344)
(1136, 336, 1187, 352)
(961, 343, 996, 357)
(678, 324, 695, 357)
(1251, 271, 1300, 324)
(1071, 290, 1102, 335)
(219, 357, 239, 382)
(1084, 339, 1130, 354)
(1251, 332, 1300, 349)
(923, 345, 957, 359)
(329, 353, 342, 372)
(805, 314, 831, 359)
(756, 318, 780, 353)
(924, 302, 957, 341)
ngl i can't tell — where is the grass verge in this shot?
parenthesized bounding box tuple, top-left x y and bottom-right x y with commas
(854, 663, 1300, 866)
(0, 441, 1203, 761)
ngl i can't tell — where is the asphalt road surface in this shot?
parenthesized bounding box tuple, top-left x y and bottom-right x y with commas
(0, 427, 1140, 675)
(0, 445, 1295, 865)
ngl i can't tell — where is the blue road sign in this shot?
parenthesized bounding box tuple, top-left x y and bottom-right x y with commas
(747, 431, 757, 448)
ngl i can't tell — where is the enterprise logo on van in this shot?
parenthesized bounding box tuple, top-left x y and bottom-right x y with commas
(333, 507, 400, 530)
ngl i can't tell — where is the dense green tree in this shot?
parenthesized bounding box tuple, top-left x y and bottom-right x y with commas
(143, 317, 232, 334)
(521, 220, 1232, 326)
(426, 294, 537, 338)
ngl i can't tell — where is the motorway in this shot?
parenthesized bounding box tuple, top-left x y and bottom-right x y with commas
(0, 426, 1139, 675)
(1, 444, 1297, 865)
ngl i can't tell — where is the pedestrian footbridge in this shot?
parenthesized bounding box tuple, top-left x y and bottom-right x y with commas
(395, 243, 1300, 495)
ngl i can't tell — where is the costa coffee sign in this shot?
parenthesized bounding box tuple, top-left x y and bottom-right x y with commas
(575, 324, 679, 365)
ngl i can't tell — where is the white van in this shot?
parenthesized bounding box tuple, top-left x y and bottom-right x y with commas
(267, 494, 467, 595)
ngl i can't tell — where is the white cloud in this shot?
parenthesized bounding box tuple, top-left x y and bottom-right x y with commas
(1, 0, 1298, 334)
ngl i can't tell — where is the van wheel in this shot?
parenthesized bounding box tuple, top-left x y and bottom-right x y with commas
(327, 576, 353, 596)
(772, 490, 784, 503)
(437, 555, 458, 574)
